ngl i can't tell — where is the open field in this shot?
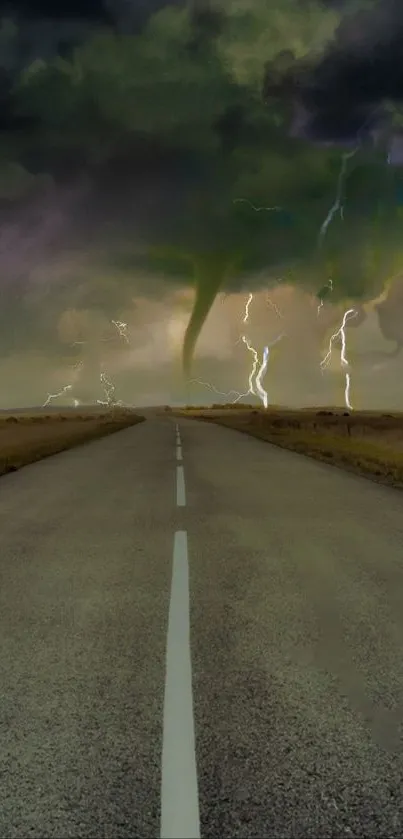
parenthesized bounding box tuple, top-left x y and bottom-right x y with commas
(173, 404, 403, 489)
(0, 407, 145, 477)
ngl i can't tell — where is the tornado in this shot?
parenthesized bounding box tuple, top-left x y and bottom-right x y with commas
(182, 252, 236, 377)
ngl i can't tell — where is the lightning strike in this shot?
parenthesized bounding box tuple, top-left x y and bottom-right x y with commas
(254, 333, 286, 409)
(96, 371, 124, 408)
(42, 383, 73, 407)
(240, 294, 286, 407)
(190, 291, 285, 408)
(188, 294, 265, 405)
(233, 198, 282, 213)
(243, 292, 254, 323)
(320, 308, 358, 410)
(42, 360, 84, 407)
(52, 319, 131, 409)
(239, 294, 265, 402)
(318, 148, 358, 246)
(255, 346, 269, 408)
(267, 296, 284, 318)
(111, 319, 130, 344)
(241, 335, 260, 396)
(317, 278, 333, 315)
(188, 379, 244, 402)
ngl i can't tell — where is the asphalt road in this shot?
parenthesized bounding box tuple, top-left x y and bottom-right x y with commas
(1, 413, 403, 838)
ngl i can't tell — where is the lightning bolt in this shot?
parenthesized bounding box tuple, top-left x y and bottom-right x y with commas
(188, 304, 258, 404)
(73, 319, 130, 349)
(42, 384, 73, 407)
(189, 292, 285, 408)
(187, 379, 244, 402)
(317, 278, 333, 315)
(241, 335, 260, 397)
(44, 315, 131, 408)
(254, 333, 286, 409)
(255, 346, 269, 408)
(233, 199, 282, 213)
(243, 292, 253, 323)
(267, 296, 284, 319)
(111, 319, 130, 344)
(239, 295, 286, 407)
(320, 308, 358, 410)
(239, 294, 265, 402)
(42, 361, 84, 407)
(318, 148, 358, 247)
(96, 371, 124, 408)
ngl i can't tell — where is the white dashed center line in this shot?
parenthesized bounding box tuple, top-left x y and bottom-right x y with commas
(160, 531, 200, 839)
(176, 465, 186, 506)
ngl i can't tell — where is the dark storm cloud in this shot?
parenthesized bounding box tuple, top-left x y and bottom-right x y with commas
(0, 0, 109, 22)
(295, 0, 403, 139)
(0, 0, 181, 28)
(2, 0, 403, 398)
(6, 1, 403, 143)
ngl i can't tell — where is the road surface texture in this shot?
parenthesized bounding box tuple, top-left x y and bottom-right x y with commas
(0, 412, 403, 838)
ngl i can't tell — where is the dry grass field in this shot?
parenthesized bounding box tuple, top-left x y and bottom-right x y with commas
(0, 408, 145, 477)
(175, 404, 403, 489)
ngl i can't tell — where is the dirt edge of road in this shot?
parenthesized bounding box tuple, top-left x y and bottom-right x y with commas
(173, 405, 403, 491)
(0, 409, 145, 477)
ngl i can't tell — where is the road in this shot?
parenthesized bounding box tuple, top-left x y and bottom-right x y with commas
(0, 412, 403, 838)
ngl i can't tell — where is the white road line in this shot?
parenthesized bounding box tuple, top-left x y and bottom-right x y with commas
(161, 531, 200, 839)
(176, 465, 186, 506)
(176, 445, 182, 461)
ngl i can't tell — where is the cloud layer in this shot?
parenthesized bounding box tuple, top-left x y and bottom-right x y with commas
(1, 0, 403, 407)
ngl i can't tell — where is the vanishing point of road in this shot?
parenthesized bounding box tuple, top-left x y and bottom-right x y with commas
(0, 410, 403, 838)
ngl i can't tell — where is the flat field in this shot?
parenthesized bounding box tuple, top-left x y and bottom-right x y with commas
(0, 407, 145, 477)
(175, 404, 403, 489)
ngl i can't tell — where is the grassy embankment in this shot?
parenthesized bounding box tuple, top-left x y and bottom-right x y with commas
(174, 403, 403, 489)
(0, 408, 145, 477)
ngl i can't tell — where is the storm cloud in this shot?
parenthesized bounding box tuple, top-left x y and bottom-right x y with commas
(1, 0, 403, 408)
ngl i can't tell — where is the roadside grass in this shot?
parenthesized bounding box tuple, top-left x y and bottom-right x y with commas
(175, 405, 403, 489)
(0, 408, 145, 477)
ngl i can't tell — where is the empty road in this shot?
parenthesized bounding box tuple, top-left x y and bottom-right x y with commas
(0, 412, 403, 838)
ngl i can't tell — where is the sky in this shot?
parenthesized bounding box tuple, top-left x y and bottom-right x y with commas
(1, 0, 403, 410)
